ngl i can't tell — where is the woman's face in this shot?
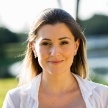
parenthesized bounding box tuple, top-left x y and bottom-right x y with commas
(32, 23, 79, 75)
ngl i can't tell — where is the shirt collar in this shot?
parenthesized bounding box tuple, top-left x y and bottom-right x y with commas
(73, 73, 98, 99)
(21, 73, 42, 101)
(30, 74, 42, 100)
(23, 73, 98, 102)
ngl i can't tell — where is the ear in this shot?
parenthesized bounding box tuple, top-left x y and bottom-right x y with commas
(29, 42, 37, 58)
(74, 38, 80, 55)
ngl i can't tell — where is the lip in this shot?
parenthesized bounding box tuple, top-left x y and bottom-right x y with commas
(48, 60, 64, 64)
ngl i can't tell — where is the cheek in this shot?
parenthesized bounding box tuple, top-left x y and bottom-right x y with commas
(65, 51, 75, 61)
(63, 46, 76, 57)
(36, 46, 49, 58)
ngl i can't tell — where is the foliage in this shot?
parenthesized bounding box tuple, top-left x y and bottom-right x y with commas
(17, 32, 28, 42)
(0, 42, 26, 78)
(0, 27, 27, 62)
(80, 14, 108, 36)
(0, 27, 19, 44)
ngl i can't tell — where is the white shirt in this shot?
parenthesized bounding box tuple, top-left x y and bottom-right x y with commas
(2, 73, 108, 108)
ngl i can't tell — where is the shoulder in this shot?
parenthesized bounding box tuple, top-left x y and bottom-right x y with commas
(81, 75, 108, 96)
(2, 84, 29, 108)
(7, 82, 32, 97)
(86, 80, 108, 107)
(74, 74, 108, 107)
(74, 73, 108, 93)
(7, 73, 41, 97)
(3, 74, 41, 107)
(3, 81, 33, 106)
(88, 80, 108, 96)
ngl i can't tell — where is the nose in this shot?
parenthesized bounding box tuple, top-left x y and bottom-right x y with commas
(50, 46, 60, 56)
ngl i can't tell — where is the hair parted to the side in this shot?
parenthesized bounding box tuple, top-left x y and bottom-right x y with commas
(18, 8, 89, 86)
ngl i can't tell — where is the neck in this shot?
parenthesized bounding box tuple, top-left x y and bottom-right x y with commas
(40, 72, 77, 95)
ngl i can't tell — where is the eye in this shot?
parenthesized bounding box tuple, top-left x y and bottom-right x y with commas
(60, 41, 69, 45)
(41, 42, 51, 46)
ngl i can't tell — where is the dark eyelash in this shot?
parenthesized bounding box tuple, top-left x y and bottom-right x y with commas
(60, 41, 69, 45)
(41, 42, 51, 46)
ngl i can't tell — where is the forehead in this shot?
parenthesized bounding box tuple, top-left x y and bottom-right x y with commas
(36, 23, 74, 39)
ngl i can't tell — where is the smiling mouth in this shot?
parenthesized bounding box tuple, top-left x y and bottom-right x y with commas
(48, 60, 64, 64)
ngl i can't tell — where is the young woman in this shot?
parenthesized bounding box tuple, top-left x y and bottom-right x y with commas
(3, 8, 108, 108)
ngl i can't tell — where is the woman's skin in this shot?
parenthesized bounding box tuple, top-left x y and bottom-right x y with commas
(31, 23, 86, 108)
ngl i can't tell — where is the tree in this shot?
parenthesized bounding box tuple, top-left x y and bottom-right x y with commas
(0, 27, 19, 44)
(80, 14, 108, 36)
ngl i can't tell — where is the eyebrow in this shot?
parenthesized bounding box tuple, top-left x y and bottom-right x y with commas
(58, 37, 71, 40)
(42, 37, 71, 41)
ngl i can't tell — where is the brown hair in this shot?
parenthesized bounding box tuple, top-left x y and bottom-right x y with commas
(18, 8, 89, 86)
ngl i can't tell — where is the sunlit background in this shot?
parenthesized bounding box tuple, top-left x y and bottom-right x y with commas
(0, 0, 108, 32)
(0, 0, 108, 106)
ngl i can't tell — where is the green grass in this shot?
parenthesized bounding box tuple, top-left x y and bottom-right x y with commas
(0, 78, 18, 107)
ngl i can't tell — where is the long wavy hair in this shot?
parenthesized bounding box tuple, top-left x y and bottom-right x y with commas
(18, 8, 89, 86)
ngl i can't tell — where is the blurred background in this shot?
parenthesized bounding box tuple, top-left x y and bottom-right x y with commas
(0, 0, 108, 106)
